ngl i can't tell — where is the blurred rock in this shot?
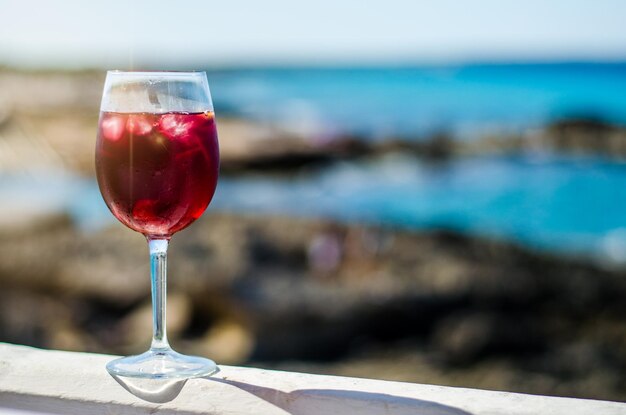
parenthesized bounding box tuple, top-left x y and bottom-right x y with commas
(540, 118, 626, 156)
(0, 210, 72, 238)
(196, 319, 255, 364)
(118, 292, 192, 351)
(1, 211, 626, 399)
(0, 70, 102, 114)
(432, 312, 544, 365)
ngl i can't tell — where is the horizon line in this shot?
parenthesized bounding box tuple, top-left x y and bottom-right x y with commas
(3, 56, 626, 72)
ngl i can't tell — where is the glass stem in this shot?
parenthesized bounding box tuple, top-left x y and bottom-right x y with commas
(148, 238, 170, 350)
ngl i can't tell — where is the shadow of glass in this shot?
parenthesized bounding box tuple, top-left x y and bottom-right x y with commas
(206, 377, 473, 415)
(110, 374, 188, 403)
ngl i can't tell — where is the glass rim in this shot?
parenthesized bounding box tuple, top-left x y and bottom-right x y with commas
(106, 70, 206, 76)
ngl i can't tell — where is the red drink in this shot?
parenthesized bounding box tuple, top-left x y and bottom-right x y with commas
(96, 111, 219, 237)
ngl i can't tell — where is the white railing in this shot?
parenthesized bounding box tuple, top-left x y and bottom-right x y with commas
(0, 343, 625, 415)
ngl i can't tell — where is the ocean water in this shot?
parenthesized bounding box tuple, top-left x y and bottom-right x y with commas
(211, 154, 626, 261)
(9, 153, 626, 261)
(209, 62, 626, 139)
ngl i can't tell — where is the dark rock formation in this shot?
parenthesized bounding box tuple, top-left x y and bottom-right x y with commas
(1, 212, 626, 400)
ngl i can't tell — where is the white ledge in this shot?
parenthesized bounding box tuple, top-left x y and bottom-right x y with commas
(0, 343, 625, 415)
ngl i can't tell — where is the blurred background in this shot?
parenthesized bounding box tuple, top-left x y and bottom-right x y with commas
(1, 0, 626, 401)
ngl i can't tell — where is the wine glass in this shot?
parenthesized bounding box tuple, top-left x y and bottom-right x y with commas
(96, 71, 220, 379)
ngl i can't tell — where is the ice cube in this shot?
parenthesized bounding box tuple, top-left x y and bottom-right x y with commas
(100, 114, 125, 142)
(157, 114, 189, 138)
(157, 113, 209, 140)
(126, 114, 154, 136)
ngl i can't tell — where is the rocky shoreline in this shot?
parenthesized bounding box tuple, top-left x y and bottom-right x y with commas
(3, 109, 625, 177)
(1, 211, 626, 401)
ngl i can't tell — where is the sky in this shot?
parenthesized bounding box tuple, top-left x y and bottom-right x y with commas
(1, 0, 626, 68)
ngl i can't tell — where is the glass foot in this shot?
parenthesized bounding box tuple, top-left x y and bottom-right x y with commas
(106, 348, 219, 379)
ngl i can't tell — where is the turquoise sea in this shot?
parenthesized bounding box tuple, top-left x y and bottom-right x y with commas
(214, 154, 626, 261)
(209, 62, 626, 138)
